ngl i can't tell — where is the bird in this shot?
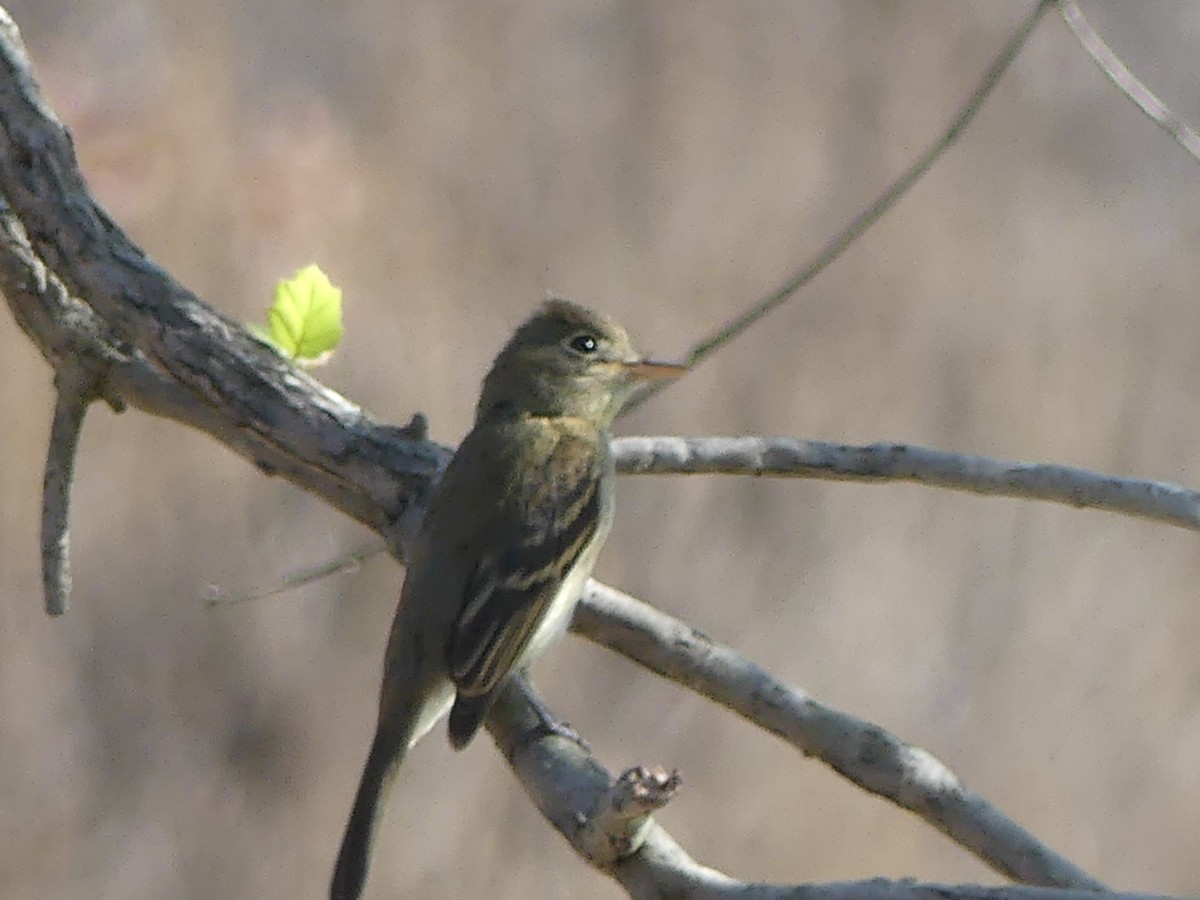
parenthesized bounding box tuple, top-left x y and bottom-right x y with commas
(330, 299, 686, 900)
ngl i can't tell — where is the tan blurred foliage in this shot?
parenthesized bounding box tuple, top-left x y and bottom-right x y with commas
(3, 2, 1200, 898)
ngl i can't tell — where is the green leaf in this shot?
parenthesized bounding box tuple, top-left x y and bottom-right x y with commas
(265, 264, 344, 363)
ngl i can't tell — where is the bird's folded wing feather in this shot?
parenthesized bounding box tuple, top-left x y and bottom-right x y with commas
(448, 426, 603, 697)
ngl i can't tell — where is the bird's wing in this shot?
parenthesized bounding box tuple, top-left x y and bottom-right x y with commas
(447, 423, 605, 698)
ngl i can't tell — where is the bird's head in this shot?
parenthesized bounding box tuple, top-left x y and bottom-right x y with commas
(476, 299, 686, 425)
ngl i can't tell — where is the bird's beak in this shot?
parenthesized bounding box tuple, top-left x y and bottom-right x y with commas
(622, 358, 689, 382)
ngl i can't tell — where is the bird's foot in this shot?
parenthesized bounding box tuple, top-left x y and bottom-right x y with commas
(526, 691, 591, 752)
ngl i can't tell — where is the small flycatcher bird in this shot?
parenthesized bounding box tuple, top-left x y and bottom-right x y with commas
(331, 300, 685, 900)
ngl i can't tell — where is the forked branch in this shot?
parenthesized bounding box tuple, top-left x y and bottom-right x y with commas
(575, 584, 1104, 890)
(0, 3, 1186, 897)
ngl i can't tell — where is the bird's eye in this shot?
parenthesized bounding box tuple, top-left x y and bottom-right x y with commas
(568, 333, 598, 355)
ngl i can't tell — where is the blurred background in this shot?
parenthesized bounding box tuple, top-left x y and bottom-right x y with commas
(3, 1, 1200, 897)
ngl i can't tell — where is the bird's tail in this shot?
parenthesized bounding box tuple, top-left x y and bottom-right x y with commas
(330, 726, 409, 900)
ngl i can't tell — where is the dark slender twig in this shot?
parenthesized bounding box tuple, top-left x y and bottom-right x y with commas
(624, 0, 1055, 414)
(203, 539, 383, 605)
(1057, 0, 1200, 164)
(0, 3, 1179, 895)
(193, 0, 1065, 606)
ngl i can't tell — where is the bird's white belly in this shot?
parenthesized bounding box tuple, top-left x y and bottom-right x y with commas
(518, 529, 603, 669)
(408, 680, 455, 749)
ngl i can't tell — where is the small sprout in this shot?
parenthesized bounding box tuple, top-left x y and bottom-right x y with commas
(252, 264, 344, 366)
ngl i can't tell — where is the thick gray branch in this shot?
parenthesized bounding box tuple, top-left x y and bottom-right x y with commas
(491, 679, 1162, 900)
(0, 5, 1183, 899)
(614, 437, 1200, 532)
(0, 8, 448, 556)
(574, 583, 1104, 891)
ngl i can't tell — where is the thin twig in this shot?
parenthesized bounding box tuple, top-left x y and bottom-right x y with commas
(574, 583, 1106, 890)
(41, 364, 98, 615)
(612, 436, 1200, 533)
(0, 2, 1177, 894)
(1057, 0, 1200, 164)
(203, 539, 385, 605)
(204, 432, 1200, 607)
(624, 0, 1055, 414)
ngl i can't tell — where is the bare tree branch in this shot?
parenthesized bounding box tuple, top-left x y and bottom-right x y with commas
(0, 4, 1186, 897)
(203, 538, 387, 605)
(613, 437, 1200, 533)
(1057, 0, 1200, 165)
(40, 362, 100, 614)
(492, 677, 1157, 900)
(0, 148, 129, 614)
(208, 431, 1200, 605)
(573, 583, 1105, 891)
(624, 0, 1055, 414)
(0, 8, 449, 580)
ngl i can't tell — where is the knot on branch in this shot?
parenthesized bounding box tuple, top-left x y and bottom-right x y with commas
(578, 766, 683, 864)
